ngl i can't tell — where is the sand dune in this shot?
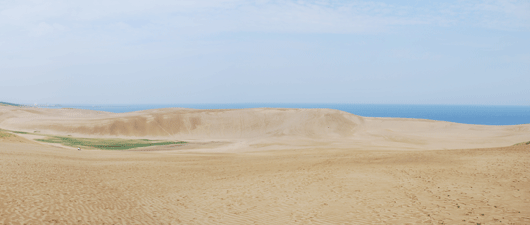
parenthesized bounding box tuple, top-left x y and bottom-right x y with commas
(1, 140, 529, 224)
(1, 105, 529, 151)
(0, 107, 362, 139)
(1, 105, 530, 224)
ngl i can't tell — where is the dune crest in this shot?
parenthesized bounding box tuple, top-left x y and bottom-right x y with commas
(0, 106, 529, 151)
(0, 107, 363, 139)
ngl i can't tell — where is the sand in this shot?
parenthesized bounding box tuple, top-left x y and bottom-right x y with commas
(0, 105, 529, 224)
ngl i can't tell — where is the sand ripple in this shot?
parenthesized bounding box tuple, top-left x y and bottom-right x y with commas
(1, 142, 529, 224)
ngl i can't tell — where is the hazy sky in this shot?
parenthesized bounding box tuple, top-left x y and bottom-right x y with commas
(1, 0, 529, 105)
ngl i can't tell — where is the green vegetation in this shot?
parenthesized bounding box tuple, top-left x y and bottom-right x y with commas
(0, 131, 15, 138)
(0, 101, 23, 106)
(11, 131, 29, 134)
(0, 128, 30, 134)
(0, 128, 186, 150)
(514, 141, 530, 146)
(35, 136, 186, 150)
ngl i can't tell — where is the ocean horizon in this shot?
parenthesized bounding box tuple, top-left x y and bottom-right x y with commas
(33, 104, 530, 126)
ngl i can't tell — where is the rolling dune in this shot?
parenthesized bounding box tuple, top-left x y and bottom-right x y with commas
(1, 106, 529, 151)
(1, 105, 530, 224)
(0, 107, 362, 139)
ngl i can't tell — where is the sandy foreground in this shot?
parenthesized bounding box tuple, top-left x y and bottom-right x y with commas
(1, 106, 529, 224)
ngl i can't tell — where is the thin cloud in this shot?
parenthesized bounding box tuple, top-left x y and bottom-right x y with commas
(2, 0, 528, 38)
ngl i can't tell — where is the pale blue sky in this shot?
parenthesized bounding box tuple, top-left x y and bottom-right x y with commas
(1, 0, 529, 105)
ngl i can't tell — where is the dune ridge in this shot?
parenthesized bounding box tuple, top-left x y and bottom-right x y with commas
(1, 105, 529, 151)
(0, 107, 363, 138)
(1, 105, 530, 224)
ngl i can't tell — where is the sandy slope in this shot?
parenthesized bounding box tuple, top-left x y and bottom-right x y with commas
(1, 140, 529, 224)
(1, 106, 529, 151)
(1, 105, 529, 224)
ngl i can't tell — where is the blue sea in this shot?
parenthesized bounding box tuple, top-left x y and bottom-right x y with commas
(38, 104, 530, 126)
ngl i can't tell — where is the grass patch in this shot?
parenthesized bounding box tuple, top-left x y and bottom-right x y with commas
(514, 141, 530, 146)
(0, 131, 15, 138)
(11, 131, 29, 134)
(0, 129, 30, 134)
(35, 136, 186, 150)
